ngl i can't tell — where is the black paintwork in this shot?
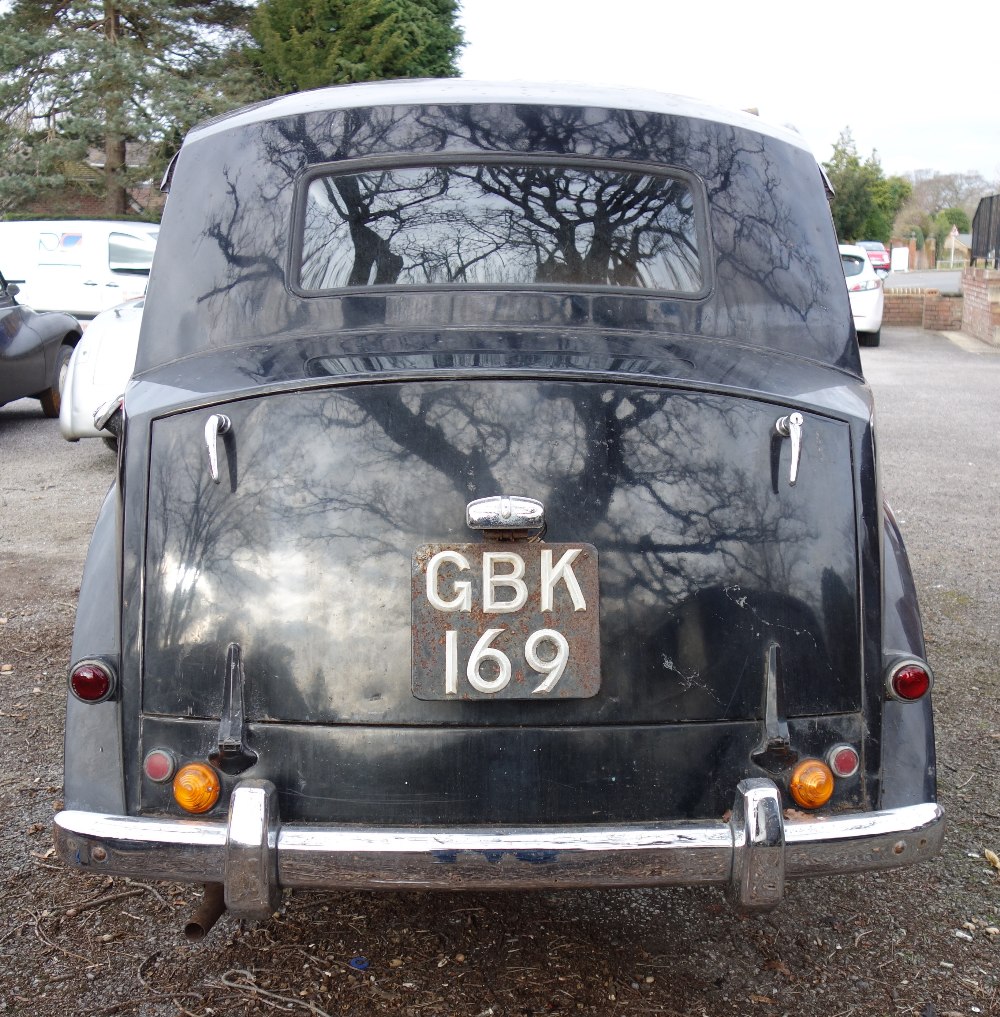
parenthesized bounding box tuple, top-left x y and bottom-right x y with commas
(141, 379, 861, 725)
(0, 271, 80, 411)
(64, 86, 935, 829)
(137, 101, 859, 374)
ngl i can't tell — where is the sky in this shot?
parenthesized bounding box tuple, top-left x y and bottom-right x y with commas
(458, 0, 1000, 182)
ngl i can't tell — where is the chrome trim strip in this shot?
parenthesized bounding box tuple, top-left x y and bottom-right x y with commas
(54, 795, 944, 914)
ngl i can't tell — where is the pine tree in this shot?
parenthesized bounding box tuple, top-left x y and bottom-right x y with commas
(0, 1, 264, 216)
(250, 0, 464, 93)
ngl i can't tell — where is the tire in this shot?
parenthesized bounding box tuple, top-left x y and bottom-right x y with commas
(859, 328, 881, 348)
(39, 343, 74, 418)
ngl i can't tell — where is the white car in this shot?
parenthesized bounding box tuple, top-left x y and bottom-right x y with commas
(839, 243, 884, 347)
(60, 297, 143, 441)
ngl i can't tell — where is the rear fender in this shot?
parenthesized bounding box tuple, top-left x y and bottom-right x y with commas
(879, 503, 936, 808)
(64, 485, 125, 812)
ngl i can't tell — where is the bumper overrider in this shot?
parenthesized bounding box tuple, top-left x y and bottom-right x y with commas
(54, 778, 944, 918)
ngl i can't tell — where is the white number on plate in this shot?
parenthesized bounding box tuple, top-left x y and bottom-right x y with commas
(444, 627, 570, 696)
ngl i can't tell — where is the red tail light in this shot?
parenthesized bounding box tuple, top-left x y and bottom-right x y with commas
(827, 744, 860, 778)
(887, 660, 932, 701)
(69, 660, 116, 703)
(144, 749, 177, 783)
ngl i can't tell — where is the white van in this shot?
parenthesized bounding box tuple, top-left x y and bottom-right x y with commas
(0, 219, 158, 318)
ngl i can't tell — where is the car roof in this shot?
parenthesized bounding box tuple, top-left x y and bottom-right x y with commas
(186, 78, 814, 155)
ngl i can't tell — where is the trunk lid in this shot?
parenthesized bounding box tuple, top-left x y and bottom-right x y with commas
(141, 375, 861, 729)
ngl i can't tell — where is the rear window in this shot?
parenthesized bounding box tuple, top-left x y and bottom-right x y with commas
(841, 254, 866, 277)
(856, 241, 886, 252)
(299, 162, 704, 294)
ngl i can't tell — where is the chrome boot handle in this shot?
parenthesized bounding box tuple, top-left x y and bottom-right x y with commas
(467, 495, 544, 531)
(774, 413, 803, 486)
(205, 413, 231, 484)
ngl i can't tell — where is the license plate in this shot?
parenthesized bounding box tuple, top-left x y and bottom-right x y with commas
(411, 542, 600, 700)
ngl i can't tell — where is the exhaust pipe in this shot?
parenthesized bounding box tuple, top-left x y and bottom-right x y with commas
(184, 882, 226, 941)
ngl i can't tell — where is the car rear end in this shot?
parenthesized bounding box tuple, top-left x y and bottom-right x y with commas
(856, 240, 891, 275)
(841, 244, 885, 341)
(55, 82, 941, 923)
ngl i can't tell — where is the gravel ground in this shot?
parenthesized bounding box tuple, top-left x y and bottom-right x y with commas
(0, 325, 997, 1016)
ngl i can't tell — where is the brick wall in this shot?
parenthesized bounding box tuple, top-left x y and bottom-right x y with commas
(922, 291, 964, 331)
(883, 289, 925, 326)
(883, 288, 965, 331)
(961, 269, 1000, 346)
(19, 183, 164, 219)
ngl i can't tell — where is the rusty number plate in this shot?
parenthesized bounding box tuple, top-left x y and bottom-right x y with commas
(411, 542, 600, 700)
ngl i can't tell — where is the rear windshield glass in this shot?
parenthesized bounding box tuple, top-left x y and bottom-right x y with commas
(841, 254, 866, 277)
(300, 163, 703, 293)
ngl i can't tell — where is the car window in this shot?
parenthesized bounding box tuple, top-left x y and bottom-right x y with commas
(38, 231, 83, 267)
(109, 232, 155, 275)
(841, 254, 867, 277)
(299, 162, 704, 293)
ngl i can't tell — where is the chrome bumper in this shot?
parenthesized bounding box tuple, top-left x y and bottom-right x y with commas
(54, 778, 944, 919)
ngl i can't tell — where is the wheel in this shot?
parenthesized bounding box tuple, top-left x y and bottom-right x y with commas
(859, 328, 881, 348)
(39, 343, 73, 418)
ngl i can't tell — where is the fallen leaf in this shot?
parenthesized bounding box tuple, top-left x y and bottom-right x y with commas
(750, 994, 775, 1004)
(763, 959, 792, 977)
(783, 809, 811, 821)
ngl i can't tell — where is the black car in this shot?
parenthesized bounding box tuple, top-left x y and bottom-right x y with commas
(54, 81, 943, 934)
(0, 270, 81, 416)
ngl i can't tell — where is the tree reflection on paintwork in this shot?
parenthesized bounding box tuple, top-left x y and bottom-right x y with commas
(143, 380, 858, 728)
(160, 100, 853, 370)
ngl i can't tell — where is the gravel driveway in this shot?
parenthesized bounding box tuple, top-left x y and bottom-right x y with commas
(0, 325, 997, 1016)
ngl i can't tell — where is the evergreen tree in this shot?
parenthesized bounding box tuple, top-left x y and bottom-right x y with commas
(823, 129, 910, 244)
(0, 1, 264, 216)
(250, 0, 464, 93)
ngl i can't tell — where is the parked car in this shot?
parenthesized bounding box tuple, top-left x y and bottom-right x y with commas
(54, 80, 942, 936)
(0, 270, 82, 416)
(855, 239, 891, 276)
(60, 298, 143, 442)
(0, 220, 158, 319)
(840, 243, 885, 346)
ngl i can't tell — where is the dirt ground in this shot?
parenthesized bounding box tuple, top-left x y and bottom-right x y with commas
(0, 327, 997, 1016)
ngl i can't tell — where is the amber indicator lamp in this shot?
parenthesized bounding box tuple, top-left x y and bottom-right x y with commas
(789, 758, 835, 809)
(173, 762, 221, 814)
